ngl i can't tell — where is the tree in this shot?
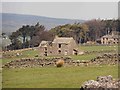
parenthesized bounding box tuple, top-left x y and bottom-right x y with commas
(30, 30, 54, 47)
(9, 22, 46, 49)
(50, 23, 89, 44)
(2, 33, 6, 38)
(18, 25, 30, 48)
(85, 19, 106, 41)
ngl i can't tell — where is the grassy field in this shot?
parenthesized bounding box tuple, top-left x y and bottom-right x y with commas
(71, 54, 97, 60)
(2, 45, 118, 88)
(2, 65, 118, 88)
(2, 49, 39, 64)
(79, 45, 118, 52)
(2, 45, 118, 65)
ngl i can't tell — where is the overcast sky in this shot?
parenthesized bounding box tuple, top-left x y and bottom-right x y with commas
(1, 2, 118, 20)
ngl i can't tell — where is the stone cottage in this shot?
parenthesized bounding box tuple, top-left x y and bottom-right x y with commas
(101, 31, 119, 45)
(39, 36, 80, 56)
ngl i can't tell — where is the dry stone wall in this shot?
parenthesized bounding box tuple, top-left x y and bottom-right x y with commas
(90, 53, 119, 65)
(2, 53, 119, 68)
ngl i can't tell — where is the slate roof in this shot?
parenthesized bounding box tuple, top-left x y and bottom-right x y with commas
(102, 35, 118, 39)
(39, 41, 52, 47)
(53, 37, 74, 44)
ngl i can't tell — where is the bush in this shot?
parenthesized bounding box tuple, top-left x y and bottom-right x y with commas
(56, 59, 64, 67)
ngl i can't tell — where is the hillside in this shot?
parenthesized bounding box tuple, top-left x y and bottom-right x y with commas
(1, 13, 84, 35)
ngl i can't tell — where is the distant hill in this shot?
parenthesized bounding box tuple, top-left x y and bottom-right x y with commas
(1, 13, 85, 35)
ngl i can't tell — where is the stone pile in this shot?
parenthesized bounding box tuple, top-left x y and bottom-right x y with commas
(3, 58, 56, 68)
(2, 57, 71, 68)
(2, 57, 88, 68)
(90, 53, 119, 65)
(80, 75, 120, 89)
(2, 53, 119, 68)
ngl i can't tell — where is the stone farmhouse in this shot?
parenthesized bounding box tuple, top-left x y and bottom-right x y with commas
(101, 31, 119, 45)
(39, 36, 80, 56)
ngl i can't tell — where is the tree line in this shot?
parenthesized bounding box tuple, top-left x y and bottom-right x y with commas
(4, 19, 120, 50)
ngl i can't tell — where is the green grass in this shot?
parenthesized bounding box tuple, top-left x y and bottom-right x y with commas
(79, 45, 118, 52)
(2, 65, 118, 88)
(0, 59, 2, 64)
(71, 54, 97, 60)
(2, 49, 39, 65)
(21, 49, 39, 58)
(2, 45, 118, 88)
(2, 45, 118, 64)
(0, 70, 1, 89)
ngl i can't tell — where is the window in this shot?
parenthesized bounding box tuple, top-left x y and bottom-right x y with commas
(58, 44, 61, 48)
(73, 49, 78, 55)
(44, 52, 47, 56)
(58, 50, 61, 54)
(44, 47, 47, 51)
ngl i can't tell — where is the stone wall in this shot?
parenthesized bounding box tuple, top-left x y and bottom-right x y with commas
(2, 53, 119, 69)
(90, 53, 119, 65)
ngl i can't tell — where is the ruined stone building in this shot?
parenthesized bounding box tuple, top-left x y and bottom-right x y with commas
(101, 31, 119, 45)
(39, 36, 80, 56)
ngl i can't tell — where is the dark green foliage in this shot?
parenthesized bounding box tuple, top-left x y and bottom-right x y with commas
(7, 19, 120, 50)
(7, 39, 22, 50)
(50, 19, 119, 43)
(8, 22, 54, 50)
(50, 23, 89, 44)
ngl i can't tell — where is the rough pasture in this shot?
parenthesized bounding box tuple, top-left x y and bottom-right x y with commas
(2, 65, 118, 88)
(2, 45, 119, 88)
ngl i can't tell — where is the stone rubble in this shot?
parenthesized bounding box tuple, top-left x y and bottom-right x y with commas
(80, 75, 120, 89)
(90, 53, 119, 65)
(2, 53, 119, 68)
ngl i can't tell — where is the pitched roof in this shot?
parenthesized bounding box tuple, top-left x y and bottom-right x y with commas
(39, 41, 52, 47)
(53, 37, 74, 44)
(102, 35, 118, 38)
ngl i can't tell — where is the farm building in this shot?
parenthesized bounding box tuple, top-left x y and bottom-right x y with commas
(101, 31, 119, 45)
(39, 36, 80, 56)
